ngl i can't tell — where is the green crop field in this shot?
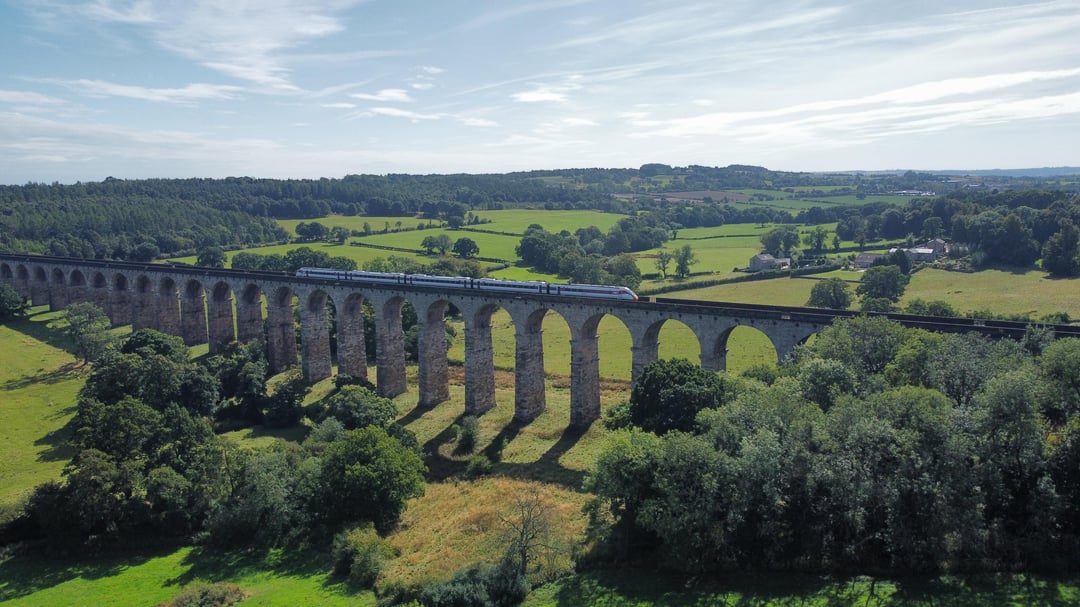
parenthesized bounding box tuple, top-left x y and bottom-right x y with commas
(277, 215, 435, 236)
(473, 209, 626, 234)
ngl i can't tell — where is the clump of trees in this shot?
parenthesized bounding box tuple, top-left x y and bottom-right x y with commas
(588, 317, 1080, 573)
(7, 326, 425, 554)
(516, 224, 643, 289)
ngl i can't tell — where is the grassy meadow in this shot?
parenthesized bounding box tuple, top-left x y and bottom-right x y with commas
(903, 267, 1080, 319)
(0, 309, 84, 517)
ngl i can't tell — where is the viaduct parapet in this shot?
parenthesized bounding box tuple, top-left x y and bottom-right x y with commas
(2, 254, 1069, 428)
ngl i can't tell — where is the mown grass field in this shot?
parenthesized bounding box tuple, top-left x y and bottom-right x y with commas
(356, 228, 522, 261)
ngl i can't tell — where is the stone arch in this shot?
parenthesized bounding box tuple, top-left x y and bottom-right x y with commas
(181, 279, 208, 346)
(417, 298, 452, 407)
(207, 281, 235, 354)
(89, 271, 109, 315)
(300, 289, 334, 382)
(50, 268, 67, 310)
(462, 302, 504, 416)
(267, 286, 298, 373)
(703, 324, 779, 373)
(110, 272, 132, 326)
(0, 263, 12, 282)
(373, 295, 407, 398)
(67, 269, 88, 306)
(336, 292, 368, 380)
(510, 306, 570, 423)
(235, 283, 264, 344)
(30, 266, 48, 305)
(631, 317, 702, 381)
(132, 275, 155, 330)
(157, 276, 181, 337)
(14, 265, 31, 300)
(567, 311, 632, 427)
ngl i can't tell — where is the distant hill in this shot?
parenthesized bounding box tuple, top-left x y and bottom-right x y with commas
(930, 167, 1080, 178)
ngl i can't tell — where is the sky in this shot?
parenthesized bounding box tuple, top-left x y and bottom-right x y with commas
(1, 0, 1079, 184)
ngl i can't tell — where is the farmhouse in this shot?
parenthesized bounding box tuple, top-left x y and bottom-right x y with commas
(749, 253, 790, 272)
(854, 252, 885, 268)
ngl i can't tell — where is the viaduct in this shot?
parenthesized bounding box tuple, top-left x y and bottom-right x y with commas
(2, 254, 1073, 428)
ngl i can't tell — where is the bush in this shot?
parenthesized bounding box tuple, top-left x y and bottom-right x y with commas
(455, 416, 479, 454)
(465, 454, 492, 479)
(312, 385, 397, 431)
(331, 523, 395, 587)
(158, 582, 246, 607)
(418, 559, 527, 607)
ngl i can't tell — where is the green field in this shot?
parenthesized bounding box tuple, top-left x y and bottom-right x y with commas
(903, 267, 1080, 319)
(0, 310, 83, 516)
(0, 546, 374, 606)
(358, 228, 522, 261)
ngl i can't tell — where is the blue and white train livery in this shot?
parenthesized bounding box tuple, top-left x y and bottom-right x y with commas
(295, 267, 638, 301)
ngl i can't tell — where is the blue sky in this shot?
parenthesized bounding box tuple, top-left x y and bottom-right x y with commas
(1, 0, 1079, 183)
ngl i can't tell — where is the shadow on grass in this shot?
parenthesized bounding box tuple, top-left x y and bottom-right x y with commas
(164, 545, 363, 597)
(493, 425, 588, 490)
(1, 361, 82, 391)
(546, 569, 1080, 607)
(34, 416, 77, 462)
(419, 415, 589, 490)
(0, 545, 174, 602)
(6, 310, 76, 354)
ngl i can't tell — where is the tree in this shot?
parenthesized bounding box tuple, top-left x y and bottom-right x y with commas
(654, 249, 673, 279)
(625, 358, 730, 434)
(452, 237, 480, 259)
(196, 246, 226, 269)
(316, 426, 426, 532)
(0, 283, 28, 322)
(62, 302, 114, 364)
(330, 226, 350, 244)
(313, 385, 398, 431)
(421, 235, 441, 255)
(263, 369, 309, 427)
(806, 278, 852, 310)
(1042, 219, 1080, 277)
(761, 225, 800, 257)
(803, 226, 829, 253)
(856, 264, 908, 302)
(674, 245, 697, 279)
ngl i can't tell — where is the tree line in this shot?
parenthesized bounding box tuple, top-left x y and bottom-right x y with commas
(588, 317, 1080, 573)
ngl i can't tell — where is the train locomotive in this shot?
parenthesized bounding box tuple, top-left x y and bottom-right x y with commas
(295, 267, 638, 301)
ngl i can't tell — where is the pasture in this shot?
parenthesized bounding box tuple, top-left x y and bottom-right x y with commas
(0, 310, 83, 517)
(903, 267, 1080, 319)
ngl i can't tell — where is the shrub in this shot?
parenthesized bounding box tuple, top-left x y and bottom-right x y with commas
(331, 523, 395, 587)
(158, 582, 246, 607)
(465, 454, 492, 479)
(455, 416, 479, 454)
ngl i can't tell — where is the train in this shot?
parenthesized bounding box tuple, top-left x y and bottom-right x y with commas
(295, 267, 639, 301)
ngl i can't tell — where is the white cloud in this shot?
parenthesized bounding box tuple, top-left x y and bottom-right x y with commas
(0, 90, 66, 105)
(460, 117, 498, 127)
(411, 83, 434, 90)
(321, 102, 356, 109)
(350, 88, 414, 102)
(511, 88, 567, 103)
(420, 66, 444, 75)
(369, 106, 443, 121)
(38, 78, 243, 103)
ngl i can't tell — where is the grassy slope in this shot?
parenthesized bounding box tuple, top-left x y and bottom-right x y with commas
(903, 267, 1080, 319)
(0, 309, 83, 515)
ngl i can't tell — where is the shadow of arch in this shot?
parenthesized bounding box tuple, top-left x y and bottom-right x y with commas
(207, 281, 235, 353)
